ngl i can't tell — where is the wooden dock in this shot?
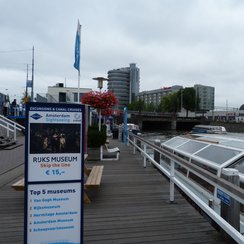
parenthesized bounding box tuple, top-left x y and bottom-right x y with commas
(0, 138, 228, 243)
(84, 140, 227, 243)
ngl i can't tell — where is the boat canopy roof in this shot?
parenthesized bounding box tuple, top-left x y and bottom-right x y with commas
(162, 134, 244, 172)
(193, 125, 225, 129)
(192, 125, 227, 133)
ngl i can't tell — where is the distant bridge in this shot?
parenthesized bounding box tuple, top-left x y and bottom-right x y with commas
(127, 111, 202, 131)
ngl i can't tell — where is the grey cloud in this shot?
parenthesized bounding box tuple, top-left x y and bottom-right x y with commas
(1, 0, 244, 107)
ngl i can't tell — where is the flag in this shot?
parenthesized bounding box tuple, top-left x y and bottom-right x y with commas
(74, 20, 81, 71)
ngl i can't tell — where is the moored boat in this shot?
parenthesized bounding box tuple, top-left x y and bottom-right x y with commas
(191, 124, 227, 134)
(127, 123, 140, 135)
(160, 133, 244, 233)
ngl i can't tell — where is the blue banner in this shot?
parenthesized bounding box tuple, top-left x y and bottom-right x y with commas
(74, 20, 81, 71)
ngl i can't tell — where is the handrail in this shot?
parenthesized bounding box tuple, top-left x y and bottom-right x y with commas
(0, 115, 25, 131)
(129, 132, 244, 201)
(0, 115, 25, 140)
(127, 132, 244, 243)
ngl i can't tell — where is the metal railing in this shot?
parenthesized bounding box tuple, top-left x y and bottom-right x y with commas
(0, 115, 25, 141)
(127, 132, 244, 244)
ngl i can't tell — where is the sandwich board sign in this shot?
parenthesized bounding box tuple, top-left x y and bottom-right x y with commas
(24, 102, 84, 244)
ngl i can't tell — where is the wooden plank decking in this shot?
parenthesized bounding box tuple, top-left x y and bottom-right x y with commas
(84, 140, 227, 244)
(0, 138, 228, 243)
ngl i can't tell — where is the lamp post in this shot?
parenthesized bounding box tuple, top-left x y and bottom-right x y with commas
(92, 77, 109, 161)
(92, 77, 109, 92)
(92, 77, 109, 131)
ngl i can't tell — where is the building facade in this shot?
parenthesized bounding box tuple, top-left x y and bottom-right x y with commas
(107, 63, 140, 111)
(37, 83, 92, 103)
(137, 85, 183, 106)
(194, 84, 214, 111)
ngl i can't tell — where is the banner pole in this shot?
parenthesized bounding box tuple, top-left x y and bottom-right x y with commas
(78, 70, 80, 103)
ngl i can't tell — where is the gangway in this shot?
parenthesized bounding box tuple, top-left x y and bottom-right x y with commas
(0, 115, 25, 141)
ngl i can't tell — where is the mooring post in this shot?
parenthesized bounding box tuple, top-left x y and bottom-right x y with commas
(220, 168, 240, 232)
(154, 139, 161, 164)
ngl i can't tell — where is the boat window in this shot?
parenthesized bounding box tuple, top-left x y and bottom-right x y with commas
(164, 137, 188, 148)
(195, 145, 241, 165)
(221, 140, 244, 150)
(177, 140, 207, 154)
(162, 146, 173, 154)
(240, 184, 244, 213)
(174, 152, 189, 162)
(161, 154, 170, 165)
(241, 204, 244, 214)
(188, 171, 214, 193)
(228, 157, 244, 174)
(175, 162, 187, 176)
(191, 159, 217, 175)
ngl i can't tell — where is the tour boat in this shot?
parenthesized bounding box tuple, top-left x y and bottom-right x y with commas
(191, 124, 227, 134)
(160, 133, 243, 233)
(127, 123, 141, 135)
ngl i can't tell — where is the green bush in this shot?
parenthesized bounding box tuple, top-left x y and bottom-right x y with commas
(87, 125, 107, 148)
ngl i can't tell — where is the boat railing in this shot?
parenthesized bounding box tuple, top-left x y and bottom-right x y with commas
(0, 115, 25, 141)
(127, 132, 244, 243)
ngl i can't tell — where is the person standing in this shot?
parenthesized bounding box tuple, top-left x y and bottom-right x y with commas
(3, 100, 10, 116)
(11, 99, 17, 116)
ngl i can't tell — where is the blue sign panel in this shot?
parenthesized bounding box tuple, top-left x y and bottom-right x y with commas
(24, 102, 84, 244)
(217, 188, 231, 206)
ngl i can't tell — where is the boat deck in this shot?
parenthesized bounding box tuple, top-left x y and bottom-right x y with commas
(0, 138, 228, 243)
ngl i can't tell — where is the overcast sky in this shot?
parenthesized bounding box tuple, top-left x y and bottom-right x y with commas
(1, 0, 244, 108)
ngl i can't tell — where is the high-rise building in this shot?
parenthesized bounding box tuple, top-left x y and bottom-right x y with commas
(137, 85, 183, 106)
(194, 84, 214, 111)
(137, 84, 215, 112)
(107, 63, 140, 111)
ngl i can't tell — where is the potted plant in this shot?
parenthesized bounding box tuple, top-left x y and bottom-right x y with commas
(87, 125, 107, 160)
(82, 91, 118, 160)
